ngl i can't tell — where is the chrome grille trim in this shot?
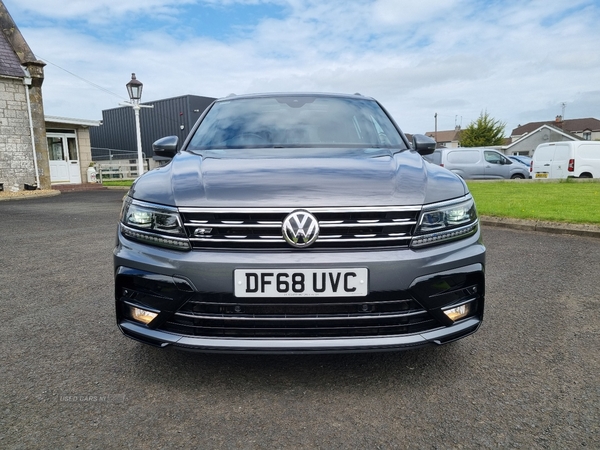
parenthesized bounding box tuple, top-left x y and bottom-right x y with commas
(180, 206, 422, 249)
(183, 220, 417, 229)
(179, 206, 423, 213)
(185, 222, 280, 228)
(189, 236, 412, 244)
(321, 221, 416, 228)
(189, 237, 285, 243)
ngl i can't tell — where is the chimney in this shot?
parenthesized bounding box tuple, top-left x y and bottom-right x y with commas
(555, 115, 562, 123)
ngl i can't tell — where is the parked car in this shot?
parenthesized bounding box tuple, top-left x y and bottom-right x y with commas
(508, 155, 532, 168)
(115, 93, 485, 353)
(423, 147, 530, 179)
(531, 141, 600, 179)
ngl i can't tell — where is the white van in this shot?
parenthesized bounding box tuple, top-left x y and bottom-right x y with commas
(531, 141, 600, 179)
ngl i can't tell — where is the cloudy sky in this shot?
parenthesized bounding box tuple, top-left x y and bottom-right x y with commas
(5, 0, 600, 135)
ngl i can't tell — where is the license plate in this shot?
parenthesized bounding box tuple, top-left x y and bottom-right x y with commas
(535, 173, 548, 178)
(234, 268, 368, 297)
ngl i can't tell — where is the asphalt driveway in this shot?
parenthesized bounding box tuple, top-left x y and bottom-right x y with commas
(1, 191, 598, 449)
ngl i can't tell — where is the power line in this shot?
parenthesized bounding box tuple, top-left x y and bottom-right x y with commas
(35, 54, 125, 100)
(35, 54, 191, 127)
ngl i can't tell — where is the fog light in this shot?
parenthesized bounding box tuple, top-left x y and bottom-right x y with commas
(443, 303, 471, 321)
(131, 306, 158, 324)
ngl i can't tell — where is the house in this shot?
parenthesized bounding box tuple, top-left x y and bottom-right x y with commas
(45, 116, 101, 184)
(511, 116, 600, 143)
(0, 2, 101, 190)
(505, 123, 582, 156)
(0, 1, 49, 190)
(425, 126, 461, 148)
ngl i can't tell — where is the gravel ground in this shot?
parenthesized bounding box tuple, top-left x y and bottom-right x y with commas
(0, 191, 598, 449)
(0, 189, 60, 201)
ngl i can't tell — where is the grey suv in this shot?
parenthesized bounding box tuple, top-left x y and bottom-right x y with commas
(115, 93, 485, 353)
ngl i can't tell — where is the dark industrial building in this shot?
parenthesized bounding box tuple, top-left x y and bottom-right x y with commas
(90, 95, 216, 160)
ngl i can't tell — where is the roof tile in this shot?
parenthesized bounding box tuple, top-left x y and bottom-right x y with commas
(0, 30, 23, 78)
(512, 118, 600, 136)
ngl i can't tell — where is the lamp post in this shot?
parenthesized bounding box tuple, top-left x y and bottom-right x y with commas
(125, 73, 145, 176)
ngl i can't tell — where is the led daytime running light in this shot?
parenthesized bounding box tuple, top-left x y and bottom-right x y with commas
(121, 224, 191, 250)
(411, 221, 478, 247)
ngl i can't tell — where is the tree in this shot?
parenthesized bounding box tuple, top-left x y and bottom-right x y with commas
(459, 111, 506, 147)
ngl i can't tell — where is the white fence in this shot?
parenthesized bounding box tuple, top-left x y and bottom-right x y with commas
(92, 148, 143, 161)
(96, 160, 149, 182)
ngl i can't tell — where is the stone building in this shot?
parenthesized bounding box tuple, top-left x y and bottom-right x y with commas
(0, 1, 49, 190)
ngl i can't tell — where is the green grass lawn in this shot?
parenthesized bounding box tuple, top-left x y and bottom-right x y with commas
(102, 180, 134, 187)
(467, 180, 600, 224)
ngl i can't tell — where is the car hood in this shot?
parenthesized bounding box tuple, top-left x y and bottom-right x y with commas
(130, 148, 467, 208)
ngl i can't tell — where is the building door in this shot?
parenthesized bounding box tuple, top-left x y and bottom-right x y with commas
(47, 132, 81, 184)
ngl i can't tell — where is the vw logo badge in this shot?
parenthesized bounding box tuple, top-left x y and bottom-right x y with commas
(282, 210, 319, 248)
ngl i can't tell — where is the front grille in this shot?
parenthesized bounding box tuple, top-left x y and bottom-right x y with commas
(159, 291, 439, 338)
(179, 206, 421, 250)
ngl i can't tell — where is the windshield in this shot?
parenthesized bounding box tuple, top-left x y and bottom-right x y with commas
(187, 96, 407, 150)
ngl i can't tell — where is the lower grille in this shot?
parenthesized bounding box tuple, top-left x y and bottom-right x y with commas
(159, 292, 439, 338)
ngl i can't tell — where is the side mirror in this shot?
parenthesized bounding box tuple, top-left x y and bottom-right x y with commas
(152, 136, 178, 160)
(412, 134, 436, 155)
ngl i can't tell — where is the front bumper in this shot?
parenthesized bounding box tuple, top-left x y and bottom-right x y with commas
(118, 317, 481, 354)
(114, 230, 485, 353)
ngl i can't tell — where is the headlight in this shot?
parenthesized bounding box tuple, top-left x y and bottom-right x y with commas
(411, 196, 478, 247)
(120, 197, 190, 250)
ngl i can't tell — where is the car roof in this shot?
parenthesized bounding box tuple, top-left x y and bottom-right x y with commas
(435, 147, 503, 152)
(214, 92, 375, 102)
